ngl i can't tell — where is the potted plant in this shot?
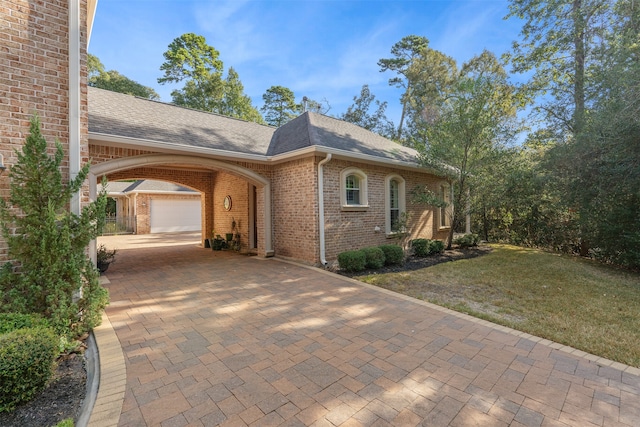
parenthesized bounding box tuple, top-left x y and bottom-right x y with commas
(96, 244, 117, 273)
(212, 234, 225, 250)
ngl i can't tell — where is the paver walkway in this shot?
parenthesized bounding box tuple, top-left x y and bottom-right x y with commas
(96, 234, 640, 426)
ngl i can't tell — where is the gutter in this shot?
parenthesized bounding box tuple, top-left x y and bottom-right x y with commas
(317, 153, 332, 266)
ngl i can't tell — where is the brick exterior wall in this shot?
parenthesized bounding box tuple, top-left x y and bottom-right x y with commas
(212, 172, 249, 251)
(322, 159, 449, 263)
(271, 157, 319, 262)
(0, 0, 89, 263)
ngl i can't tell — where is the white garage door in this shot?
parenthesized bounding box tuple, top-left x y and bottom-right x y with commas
(150, 199, 201, 233)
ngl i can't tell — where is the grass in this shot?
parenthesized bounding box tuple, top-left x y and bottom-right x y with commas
(357, 244, 640, 367)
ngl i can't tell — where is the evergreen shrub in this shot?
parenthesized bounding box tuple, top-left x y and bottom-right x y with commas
(362, 247, 386, 269)
(379, 245, 404, 265)
(411, 239, 430, 257)
(454, 233, 480, 248)
(337, 250, 366, 272)
(0, 313, 50, 335)
(0, 326, 58, 412)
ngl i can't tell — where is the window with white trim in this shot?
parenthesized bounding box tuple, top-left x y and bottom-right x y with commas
(340, 168, 368, 209)
(385, 175, 405, 234)
(439, 183, 451, 228)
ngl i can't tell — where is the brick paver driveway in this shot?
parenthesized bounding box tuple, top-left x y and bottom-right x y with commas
(98, 234, 640, 426)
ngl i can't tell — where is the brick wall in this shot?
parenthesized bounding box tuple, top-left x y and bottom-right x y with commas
(0, 0, 89, 262)
(271, 157, 319, 262)
(322, 159, 448, 262)
(212, 172, 249, 251)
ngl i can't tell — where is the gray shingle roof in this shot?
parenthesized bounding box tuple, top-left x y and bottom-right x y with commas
(99, 179, 197, 194)
(88, 87, 421, 166)
(269, 112, 420, 164)
(89, 87, 275, 155)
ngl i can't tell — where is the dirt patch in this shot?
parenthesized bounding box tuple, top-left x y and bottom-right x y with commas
(0, 353, 86, 427)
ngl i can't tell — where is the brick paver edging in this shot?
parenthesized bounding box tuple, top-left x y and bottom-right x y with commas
(87, 277, 127, 427)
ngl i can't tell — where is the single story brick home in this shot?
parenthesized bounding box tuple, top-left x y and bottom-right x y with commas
(88, 87, 451, 265)
(0, 0, 452, 267)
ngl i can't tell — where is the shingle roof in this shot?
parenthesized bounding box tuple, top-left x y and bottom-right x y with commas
(89, 87, 275, 155)
(99, 179, 197, 194)
(269, 112, 420, 164)
(88, 87, 421, 166)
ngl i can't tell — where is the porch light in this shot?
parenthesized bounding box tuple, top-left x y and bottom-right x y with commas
(0, 154, 6, 175)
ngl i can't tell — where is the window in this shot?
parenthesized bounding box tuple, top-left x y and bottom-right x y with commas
(385, 175, 405, 234)
(439, 183, 451, 228)
(340, 168, 368, 209)
(345, 175, 360, 205)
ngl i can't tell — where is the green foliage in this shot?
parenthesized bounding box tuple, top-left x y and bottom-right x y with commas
(88, 54, 159, 100)
(379, 245, 404, 266)
(337, 250, 366, 272)
(411, 239, 444, 257)
(158, 33, 263, 123)
(55, 419, 74, 427)
(0, 313, 50, 335)
(339, 85, 395, 138)
(362, 247, 386, 269)
(0, 326, 58, 412)
(430, 240, 445, 254)
(261, 85, 299, 126)
(0, 114, 109, 338)
(453, 234, 480, 248)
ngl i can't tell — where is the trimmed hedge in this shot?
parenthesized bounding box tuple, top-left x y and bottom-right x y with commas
(430, 240, 445, 254)
(411, 239, 445, 257)
(454, 233, 480, 248)
(362, 247, 386, 269)
(0, 313, 50, 335)
(337, 250, 366, 272)
(0, 326, 58, 412)
(379, 245, 404, 265)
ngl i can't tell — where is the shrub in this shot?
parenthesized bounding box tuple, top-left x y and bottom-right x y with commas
(362, 247, 386, 269)
(0, 115, 109, 338)
(430, 240, 445, 254)
(411, 239, 445, 257)
(0, 326, 58, 412)
(411, 239, 430, 257)
(454, 233, 480, 248)
(337, 250, 366, 272)
(379, 245, 404, 265)
(0, 313, 50, 335)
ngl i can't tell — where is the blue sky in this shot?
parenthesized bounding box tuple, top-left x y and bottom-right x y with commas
(89, 0, 523, 125)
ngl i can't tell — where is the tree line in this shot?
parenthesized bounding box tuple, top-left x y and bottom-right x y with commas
(89, 0, 640, 269)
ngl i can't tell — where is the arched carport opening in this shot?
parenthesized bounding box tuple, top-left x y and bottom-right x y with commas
(89, 154, 273, 260)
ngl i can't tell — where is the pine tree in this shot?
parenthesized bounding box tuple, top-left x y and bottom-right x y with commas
(0, 114, 109, 337)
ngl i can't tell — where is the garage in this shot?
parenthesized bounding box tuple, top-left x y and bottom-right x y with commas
(150, 199, 201, 233)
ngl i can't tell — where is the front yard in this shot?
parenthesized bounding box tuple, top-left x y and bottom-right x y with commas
(357, 244, 640, 367)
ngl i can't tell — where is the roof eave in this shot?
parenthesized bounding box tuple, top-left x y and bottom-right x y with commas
(89, 132, 444, 175)
(89, 132, 270, 163)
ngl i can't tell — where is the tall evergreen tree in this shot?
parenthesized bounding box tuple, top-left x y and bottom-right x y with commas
(0, 115, 109, 337)
(261, 85, 299, 127)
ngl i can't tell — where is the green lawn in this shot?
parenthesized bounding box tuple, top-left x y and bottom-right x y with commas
(358, 244, 640, 367)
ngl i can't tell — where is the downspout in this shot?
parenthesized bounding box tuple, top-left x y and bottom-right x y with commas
(317, 153, 332, 266)
(69, 0, 81, 215)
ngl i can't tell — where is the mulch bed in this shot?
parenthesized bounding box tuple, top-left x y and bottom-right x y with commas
(0, 353, 87, 427)
(337, 245, 493, 277)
